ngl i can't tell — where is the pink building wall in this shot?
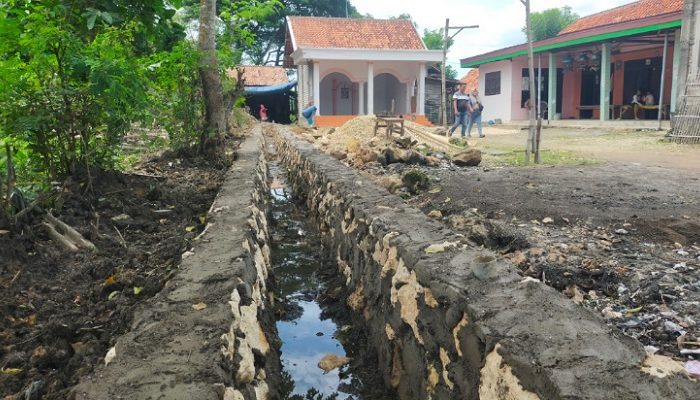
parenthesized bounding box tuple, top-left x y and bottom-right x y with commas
(477, 41, 676, 122)
(510, 58, 530, 121)
(545, 46, 675, 119)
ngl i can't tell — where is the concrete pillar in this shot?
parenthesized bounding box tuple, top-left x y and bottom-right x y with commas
(313, 61, 321, 115)
(367, 63, 374, 115)
(405, 81, 413, 115)
(548, 52, 557, 122)
(358, 82, 365, 115)
(418, 63, 426, 115)
(297, 66, 304, 119)
(671, 29, 682, 113)
(600, 42, 612, 121)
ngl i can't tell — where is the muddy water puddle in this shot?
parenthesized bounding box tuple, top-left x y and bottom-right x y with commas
(268, 154, 386, 400)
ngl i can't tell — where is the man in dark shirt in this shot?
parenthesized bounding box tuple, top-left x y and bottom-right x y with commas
(449, 82, 471, 138)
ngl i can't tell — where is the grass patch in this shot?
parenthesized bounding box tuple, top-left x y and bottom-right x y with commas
(448, 137, 469, 148)
(482, 149, 598, 167)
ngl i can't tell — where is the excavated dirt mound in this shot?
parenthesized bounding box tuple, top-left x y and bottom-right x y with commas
(0, 150, 230, 399)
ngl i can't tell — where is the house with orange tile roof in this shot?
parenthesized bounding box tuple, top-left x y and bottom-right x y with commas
(460, 69, 479, 93)
(460, 0, 685, 127)
(233, 66, 289, 87)
(284, 16, 442, 127)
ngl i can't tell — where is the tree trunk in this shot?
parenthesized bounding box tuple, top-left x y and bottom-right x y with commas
(198, 0, 226, 153)
(523, 0, 537, 163)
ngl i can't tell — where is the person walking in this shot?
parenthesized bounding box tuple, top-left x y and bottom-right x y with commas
(448, 82, 470, 138)
(467, 89, 484, 138)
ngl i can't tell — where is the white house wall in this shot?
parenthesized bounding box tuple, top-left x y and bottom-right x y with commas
(320, 72, 356, 115)
(479, 60, 513, 122)
(297, 58, 432, 116)
(316, 60, 422, 84)
(308, 60, 424, 115)
(374, 73, 407, 114)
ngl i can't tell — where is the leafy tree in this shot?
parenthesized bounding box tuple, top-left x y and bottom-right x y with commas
(523, 6, 579, 41)
(242, 0, 362, 66)
(422, 28, 457, 80)
(390, 13, 412, 20)
(0, 0, 186, 224)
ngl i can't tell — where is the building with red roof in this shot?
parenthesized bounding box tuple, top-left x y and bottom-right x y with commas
(459, 0, 685, 125)
(285, 16, 442, 126)
(460, 69, 479, 93)
(230, 66, 289, 87)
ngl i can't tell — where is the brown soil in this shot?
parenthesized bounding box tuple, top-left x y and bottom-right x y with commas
(0, 150, 231, 399)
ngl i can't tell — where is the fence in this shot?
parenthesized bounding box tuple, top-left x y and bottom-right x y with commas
(670, 73, 700, 144)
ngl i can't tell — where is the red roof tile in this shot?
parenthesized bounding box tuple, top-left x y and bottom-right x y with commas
(287, 16, 425, 50)
(229, 66, 288, 86)
(559, 0, 684, 35)
(460, 69, 479, 92)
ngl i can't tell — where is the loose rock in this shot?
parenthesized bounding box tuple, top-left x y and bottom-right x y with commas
(452, 149, 482, 167)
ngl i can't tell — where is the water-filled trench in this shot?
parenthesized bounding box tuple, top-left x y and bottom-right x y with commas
(266, 144, 393, 400)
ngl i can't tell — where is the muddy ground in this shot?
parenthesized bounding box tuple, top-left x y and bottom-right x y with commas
(0, 148, 232, 399)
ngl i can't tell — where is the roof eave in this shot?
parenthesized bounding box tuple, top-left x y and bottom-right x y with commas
(293, 48, 443, 63)
(460, 14, 683, 68)
(286, 16, 298, 52)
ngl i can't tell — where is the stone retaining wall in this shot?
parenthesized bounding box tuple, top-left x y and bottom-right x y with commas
(273, 125, 697, 400)
(74, 129, 279, 400)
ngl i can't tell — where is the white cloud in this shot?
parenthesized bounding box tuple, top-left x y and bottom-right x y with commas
(351, 0, 635, 77)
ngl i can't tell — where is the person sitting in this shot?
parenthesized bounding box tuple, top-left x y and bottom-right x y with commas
(619, 90, 643, 119)
(523, 97, 548, 119)
(644, 91, 655, 106)
(633, 90, 657, 120)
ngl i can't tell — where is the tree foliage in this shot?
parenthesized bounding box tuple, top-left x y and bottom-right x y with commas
(423, 28, 457, 80)
(241, 0, 361, 65)
(523, 6, 579, 41)
(0, 0, 280, 225)
(0, 0, 184, 179)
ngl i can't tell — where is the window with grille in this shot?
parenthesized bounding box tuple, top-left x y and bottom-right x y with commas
(485, 71, 501, 96)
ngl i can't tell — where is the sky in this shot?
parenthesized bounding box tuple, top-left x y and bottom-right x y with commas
(351, 0, 636, 78)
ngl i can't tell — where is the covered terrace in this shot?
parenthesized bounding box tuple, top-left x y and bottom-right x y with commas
(460, 0, 684, 129)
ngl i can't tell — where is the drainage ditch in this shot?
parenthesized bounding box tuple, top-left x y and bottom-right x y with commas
(267, 143, 394, 400)
(72, 130, 697, 399)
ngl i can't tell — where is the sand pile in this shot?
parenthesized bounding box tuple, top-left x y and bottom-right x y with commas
(289, 116, 456, 167)
(325, 116, 392, 153)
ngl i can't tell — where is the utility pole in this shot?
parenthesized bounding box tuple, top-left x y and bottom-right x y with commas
(441, 19, 479, 127)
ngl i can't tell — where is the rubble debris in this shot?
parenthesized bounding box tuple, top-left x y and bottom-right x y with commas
(402, 170, 430, 194)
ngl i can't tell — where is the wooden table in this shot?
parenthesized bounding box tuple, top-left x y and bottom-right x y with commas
(374, 117, 405, 138)
(576, 105, 615, 119)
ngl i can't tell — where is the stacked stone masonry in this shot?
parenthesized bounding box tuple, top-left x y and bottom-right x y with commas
(272, 125, 697, 400)
(73, 129, 280, 400)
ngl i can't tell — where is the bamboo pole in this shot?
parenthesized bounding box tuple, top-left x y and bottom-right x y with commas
(658, 31, 669, 131)
(522, 0, 537, 163)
